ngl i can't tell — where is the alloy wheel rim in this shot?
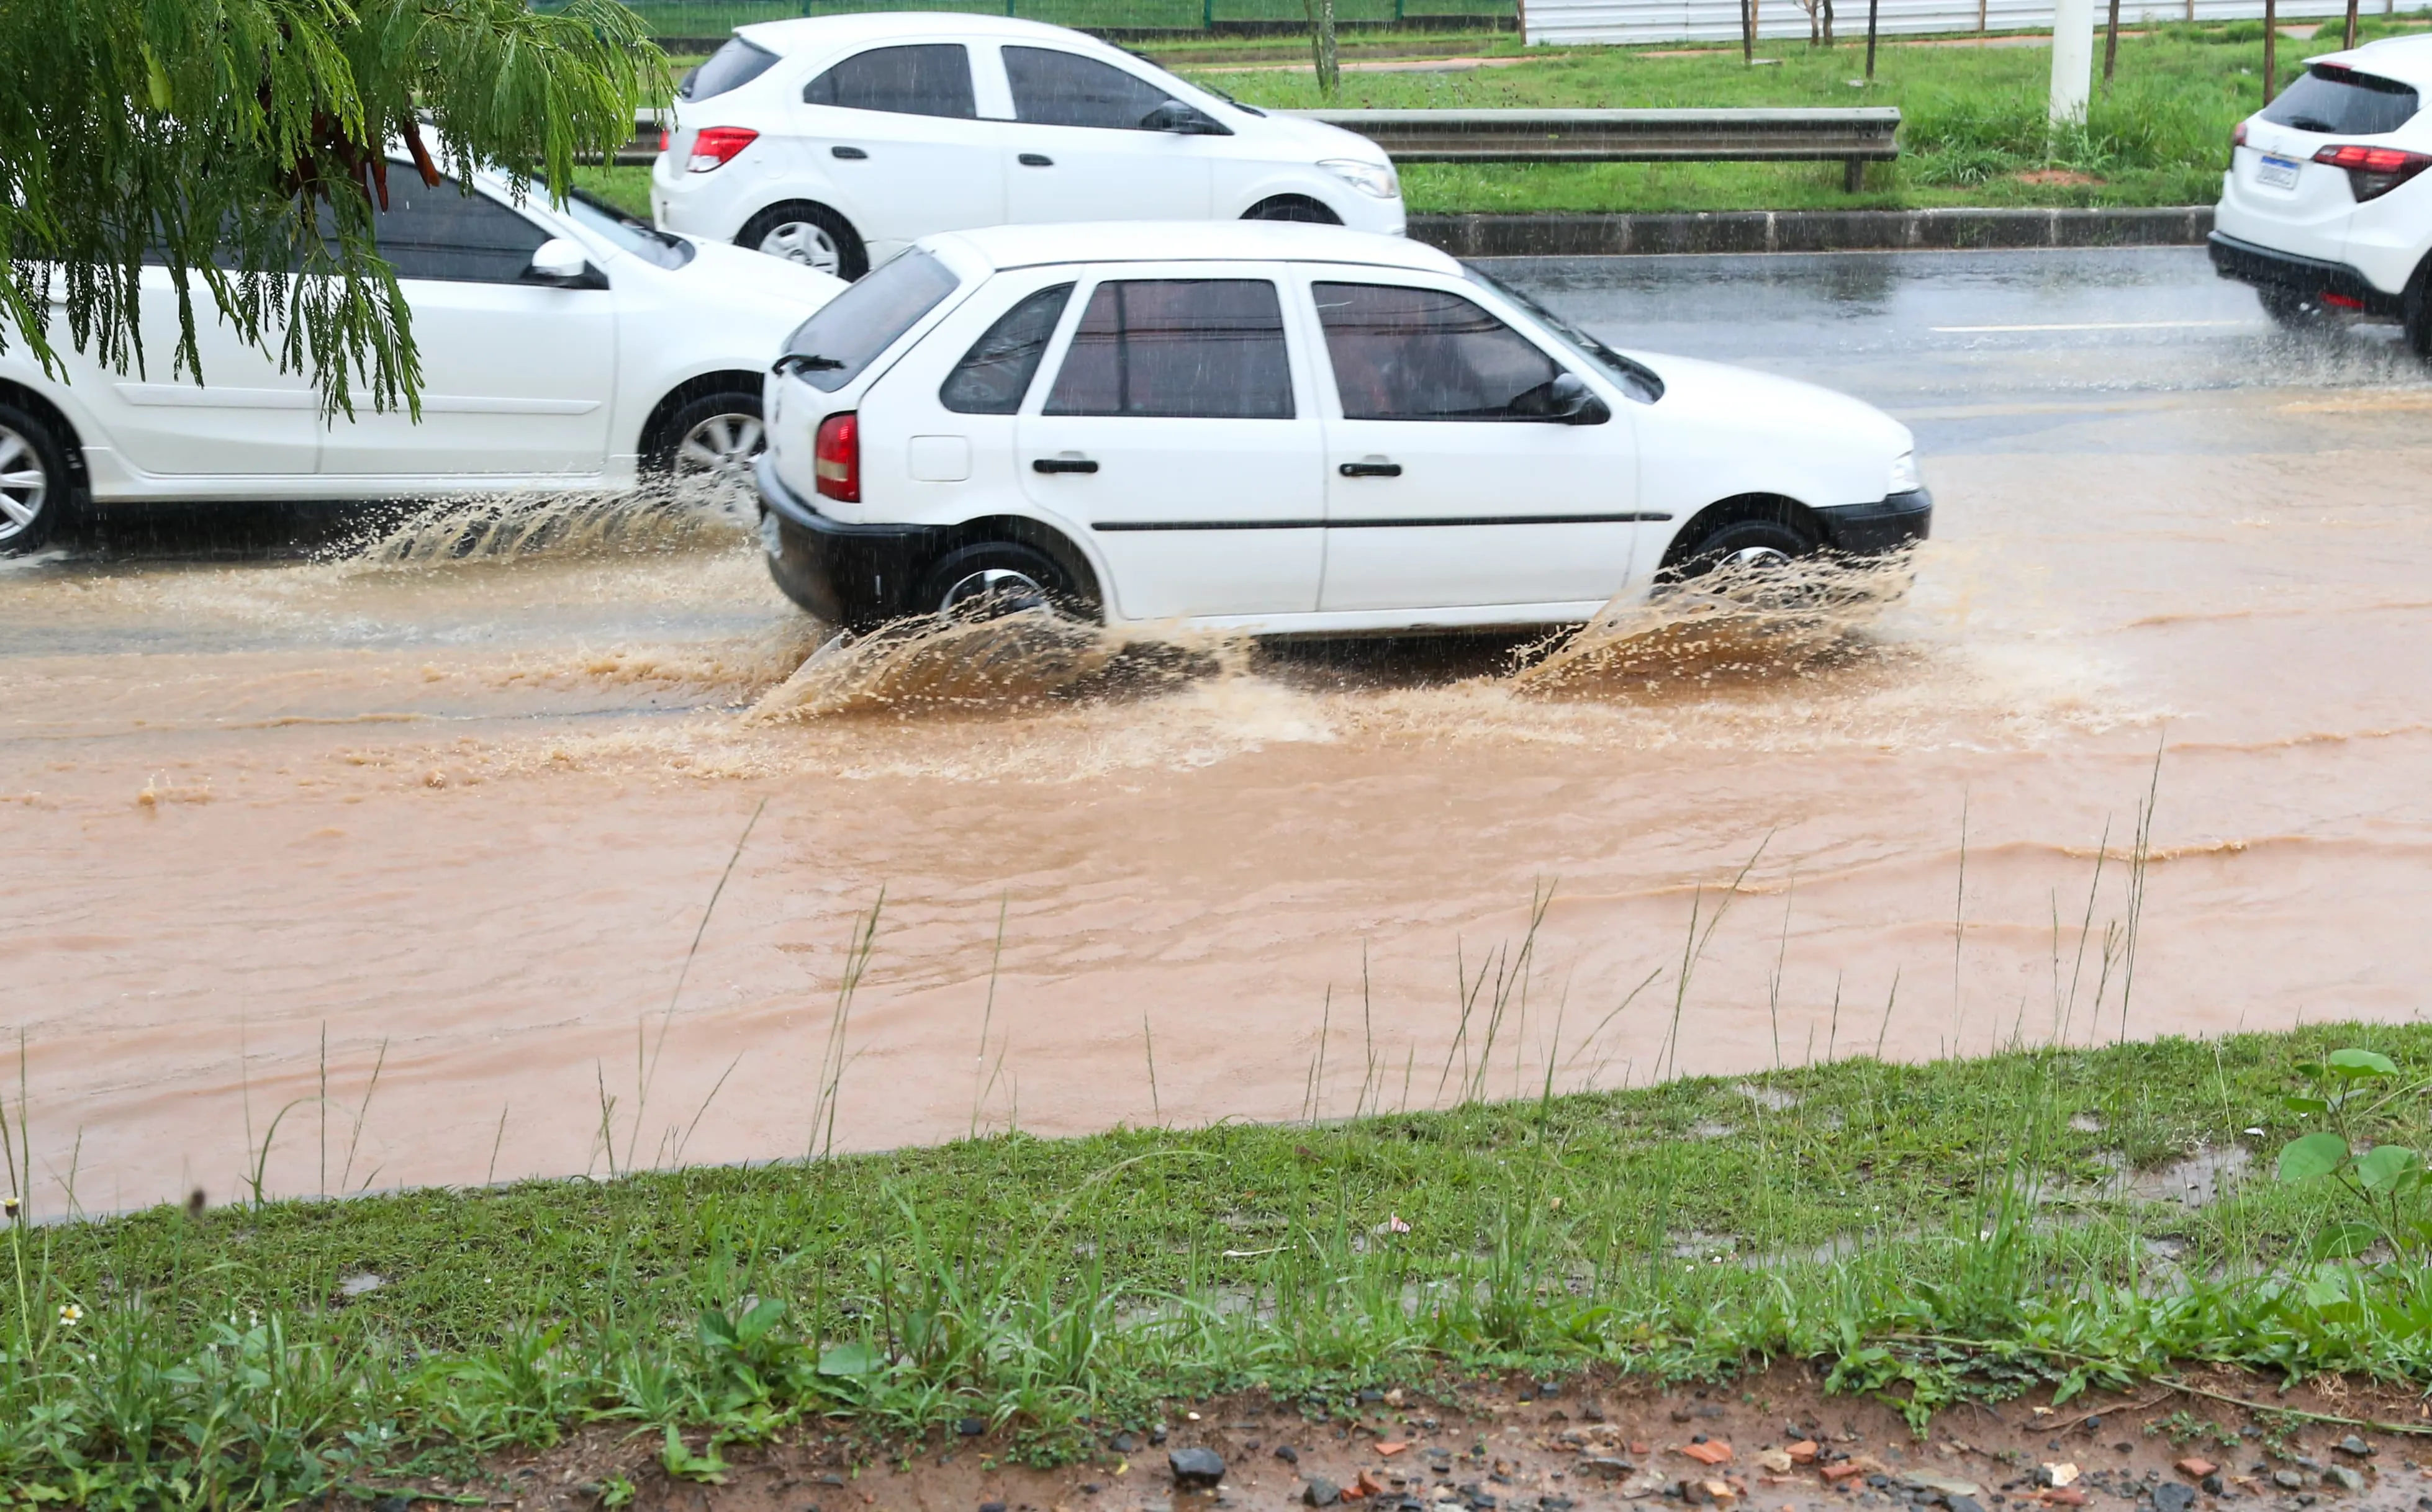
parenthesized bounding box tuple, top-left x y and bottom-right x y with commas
(0, 424, 48, 544)
(759, 222, 842, 276)
(939, 567, 1049, 619)
(1719, 545, 1792, 570)
(674, 412, 765, 485)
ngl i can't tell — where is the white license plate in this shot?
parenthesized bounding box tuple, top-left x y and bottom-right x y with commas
(2257, 155, 2302, 191)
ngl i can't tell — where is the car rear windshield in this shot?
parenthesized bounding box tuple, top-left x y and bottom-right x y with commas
(682, 37, 779, 101)
(2261, 64, 2420, 136)
(779, 250, 961, 392)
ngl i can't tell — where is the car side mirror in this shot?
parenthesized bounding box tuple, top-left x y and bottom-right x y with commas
(1546, 372, 1611, 426)
(526, 238, 602, 288)
(1141, 100, 1222, 135)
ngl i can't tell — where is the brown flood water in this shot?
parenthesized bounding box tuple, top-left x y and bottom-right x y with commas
(7, 366, 2432, 1214)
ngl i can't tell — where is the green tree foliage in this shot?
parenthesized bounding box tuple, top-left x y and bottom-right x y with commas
(0, 1, 659, 416)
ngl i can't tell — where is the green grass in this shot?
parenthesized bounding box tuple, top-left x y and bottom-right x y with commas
(14, 1021, 2432, 1503)
(559, 0, 1516, 37)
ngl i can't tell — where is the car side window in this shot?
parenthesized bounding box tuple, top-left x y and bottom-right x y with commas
(1042, 280, 1293, 420)
(370, 173, 550, 284)
(1312, 282, 1569, 421)
(941, 284, 1074, 415)
(1004, 47, 1177, 131)
(805, 43, 977, 119)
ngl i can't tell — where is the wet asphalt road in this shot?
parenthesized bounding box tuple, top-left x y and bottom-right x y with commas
(41, 244, 2430, 560)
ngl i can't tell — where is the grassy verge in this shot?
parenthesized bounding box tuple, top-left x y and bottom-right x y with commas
(11, 1023, 2432, 1503)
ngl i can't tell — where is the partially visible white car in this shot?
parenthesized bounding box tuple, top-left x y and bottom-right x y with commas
(2212, 33, 2432, 355)
(0, 157, 842, 554)
(649, 13, 1405, 281)
(752, 222, 1928, 636)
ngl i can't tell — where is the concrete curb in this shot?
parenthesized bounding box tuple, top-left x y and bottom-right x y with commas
(1409, 205, 2216, 257)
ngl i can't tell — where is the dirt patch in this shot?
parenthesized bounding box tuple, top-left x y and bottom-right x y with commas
(2012, 171, 2102, 187)
(409, 1363, 2432, 1512)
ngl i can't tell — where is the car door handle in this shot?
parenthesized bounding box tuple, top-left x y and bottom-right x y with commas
(1032, 457, 1098, 474)
(1339, 461, 1402, 477)
(831, 145, 869, 160)
(1018, 153, 1054, 167)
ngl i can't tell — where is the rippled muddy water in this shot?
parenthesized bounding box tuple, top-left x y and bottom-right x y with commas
(7, 250, 2432, 1213)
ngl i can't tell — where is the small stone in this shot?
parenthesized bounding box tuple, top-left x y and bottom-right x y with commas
(1682, 1442, 1734, 1467)
(1169, 1449, 1226, 1489)
(959, 1417, 988, 1437)
(1114, 1434, 1141, 1454)
(1786, 1442, 1820, 1465)
(1276, 1447, 1301, 1465)
(1303, 1480, 1341, 1508)
(1360, 1390, 1386, 1405)
(1580, 1458, 1635, 1480)
(2040, 1493, 2085, 1509)
(2200, 1476, 2224, 1496)
(2174, 1459, 2216, 1481)
(1757, 1451, 1792, 1475)
(2325, 1466, 2366, 1493)
(981, 1503, 1009, 1512)
(2151, 1485, 2195, 1512)
(1151, 1426, 1170, 1447)
(373, 1500, 410, 1512)
(2274, 1470, 2308, 1491)
(1948, 1498, 1984, 1512)
(2336, 1436, 2374, 1459)
(1679, 1482, 1714, 1507)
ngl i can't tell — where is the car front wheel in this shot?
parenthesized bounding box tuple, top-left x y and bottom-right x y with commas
(1666, 516, 1816, 581)
(738, 202, 869, 281)
(0, 401, 70, 556)
(646, 388, 766, 504)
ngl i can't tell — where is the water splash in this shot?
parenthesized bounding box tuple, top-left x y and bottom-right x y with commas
(327, 479, 755, 572)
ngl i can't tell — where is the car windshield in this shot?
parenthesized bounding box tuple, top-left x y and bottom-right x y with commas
(779, 249, 961, 392)
(1463, 268, 1664, 405)
(2261, 65, 2421, 135)
(558, 189, 695, 269)
(682, 37, 779, 101)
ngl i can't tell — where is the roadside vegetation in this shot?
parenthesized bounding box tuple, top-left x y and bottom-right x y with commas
(11, 1021, 2432, 1503)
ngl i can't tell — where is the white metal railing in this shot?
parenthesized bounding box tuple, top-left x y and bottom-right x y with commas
(1523, 0, 2430, 48)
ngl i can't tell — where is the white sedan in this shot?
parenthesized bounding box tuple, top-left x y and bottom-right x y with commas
(0, 163, 842, 554)
(753, 222, 1930, 634)
(651, 12, 1404, 281)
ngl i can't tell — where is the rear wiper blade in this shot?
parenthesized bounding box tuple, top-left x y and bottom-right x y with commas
(774, 353, 846, 376)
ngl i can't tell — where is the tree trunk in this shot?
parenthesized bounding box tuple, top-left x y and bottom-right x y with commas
(1742, 0, 1755, 64)
(1306, 0, 1340, 97)
(2344, 0, 2359, 50)
(2264, 0, 2279, 104)
(1865, 0, 1880, 78)
(1823, 0, 1835, 48)
(2102, 0, 2120, 86)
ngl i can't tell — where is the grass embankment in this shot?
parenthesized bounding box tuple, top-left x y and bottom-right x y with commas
(587, 15, 2432, 217)
(12, 1025, 2432, 1503)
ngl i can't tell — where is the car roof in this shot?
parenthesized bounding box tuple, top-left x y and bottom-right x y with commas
(2313, 33, 2432, 89)
(926, 222, 1465, 276)
(735, 12, 1137, 56)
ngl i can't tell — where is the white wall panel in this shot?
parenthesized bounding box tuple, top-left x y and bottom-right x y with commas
(1526, 0, 2429, 49)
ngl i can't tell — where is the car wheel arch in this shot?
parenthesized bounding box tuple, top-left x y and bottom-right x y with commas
(640, 369, 766, 462)
(738, 200, 869, 280)
(1241, 193, 1342, 225)
(1658, 493, 1825, 575)
(0, 380, 89, 496)
(929, 514, 1105, 616)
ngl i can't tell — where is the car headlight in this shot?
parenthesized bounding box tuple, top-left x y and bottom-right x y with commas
(1319, 158, 1400, 200)
(1889, 450, 1922, 495)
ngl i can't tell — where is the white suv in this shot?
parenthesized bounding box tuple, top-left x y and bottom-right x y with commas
(2212, 34, 2432, 355)
(753, 222, 1928, 636)
(0, 160, 842, 554)
(649, 13, 1406, 281)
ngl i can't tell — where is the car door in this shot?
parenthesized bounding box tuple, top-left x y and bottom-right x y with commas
(988, 45, 1214, 224)
(1015, 268, 1323, 621)
(1303, 277, 1642, 614)
(50, 261, 320, 476)
(796, 42, 1005, 256)
(317, 172, 615, 479)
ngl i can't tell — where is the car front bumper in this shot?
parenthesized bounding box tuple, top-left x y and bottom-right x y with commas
(758, 455, 946, 629)
(1816, 488, 1932, 557)
(2208, 231, 2407, 318)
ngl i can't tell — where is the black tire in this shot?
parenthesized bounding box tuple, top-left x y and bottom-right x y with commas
(2258, 284, 2333, 330)
(737, 202, 868, 281)
(2405, 258, 2432, 363)
(0, 400, 70, 556)
(1662, 515, 1819, 583)
(916, 541, 1098, 624)
(644, 387, 764, 489)
(1242, 194, 1342, 225)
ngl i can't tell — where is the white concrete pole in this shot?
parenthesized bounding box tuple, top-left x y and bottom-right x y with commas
(2050, 0, 2096, 124)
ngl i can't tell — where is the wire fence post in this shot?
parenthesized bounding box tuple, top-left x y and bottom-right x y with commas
(1865, 0, 1879, 79)
(1205, 0, 1216, 27)
(2264, 0, 2279, 103)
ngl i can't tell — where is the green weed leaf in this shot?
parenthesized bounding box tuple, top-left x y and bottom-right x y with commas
(2279, 1132, 2348, 1182)
(2357, 1144, 2420, 1194)
(2308, 1222, 2382, 1260)
(818, 1341, 882, 1377)
(2327, 1048, 2398, 1079)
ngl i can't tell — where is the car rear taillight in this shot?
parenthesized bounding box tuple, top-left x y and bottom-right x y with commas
(659, 128, 670, 153)
(687, 127, 758, 173)
(2233, 120, 2249, 150)
(2313, 143, 2432, 201)
(814, 412, 859, 503)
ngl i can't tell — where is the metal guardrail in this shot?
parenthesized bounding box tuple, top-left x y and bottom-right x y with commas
(1290, 107, 1903, 189)
(614, 106, 1903, 187)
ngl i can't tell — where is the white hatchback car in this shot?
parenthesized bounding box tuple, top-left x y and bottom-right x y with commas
(753, 222, 1929, 635)
(2212, 34, 2432, 354)
(649, 13, 1406, 281)
(0, 161, 841, 554)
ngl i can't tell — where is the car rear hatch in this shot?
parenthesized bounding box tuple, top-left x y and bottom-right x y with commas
(2236, 61, 2423, 265)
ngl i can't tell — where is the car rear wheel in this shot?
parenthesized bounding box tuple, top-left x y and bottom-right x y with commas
(738, 202, 868, 281)
(918, 541, 1097, 623)
(2258, 285, 2333, 329)
(2405, 259, 2432, 362)
(0, 402, 70, 556)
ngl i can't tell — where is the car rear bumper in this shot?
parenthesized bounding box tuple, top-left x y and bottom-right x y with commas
(758, 455, 944, 629)
(1816, 488, 1932, 557)
(2208, 231, 2407, 318)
